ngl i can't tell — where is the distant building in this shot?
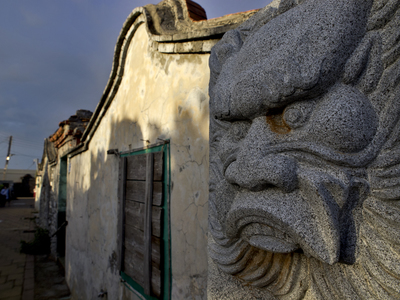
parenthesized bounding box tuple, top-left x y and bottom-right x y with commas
(1, 169, 36, 198)
(1, 169, 35, 183)
(35, 109, 92, 257)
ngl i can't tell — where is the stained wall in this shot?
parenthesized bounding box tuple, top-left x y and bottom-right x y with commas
(66, 23, 210, 299)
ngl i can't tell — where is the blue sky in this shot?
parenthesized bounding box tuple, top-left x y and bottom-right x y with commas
(0, 1, 270, 170)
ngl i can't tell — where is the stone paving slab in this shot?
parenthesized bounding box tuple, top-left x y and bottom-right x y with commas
(22, 256, 34, 300)
(0, 199, 35, 300)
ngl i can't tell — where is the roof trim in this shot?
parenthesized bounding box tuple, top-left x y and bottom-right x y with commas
(68, 0, 258, 159)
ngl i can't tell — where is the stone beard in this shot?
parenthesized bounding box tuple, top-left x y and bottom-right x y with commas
(208, 0, 400, 299)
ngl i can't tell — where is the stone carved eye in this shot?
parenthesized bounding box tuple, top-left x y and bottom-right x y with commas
(283, 101, 314, 129)
(283, 108, 302, 125)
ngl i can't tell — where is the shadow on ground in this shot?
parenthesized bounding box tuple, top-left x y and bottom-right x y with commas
(34, 255, 70, 300)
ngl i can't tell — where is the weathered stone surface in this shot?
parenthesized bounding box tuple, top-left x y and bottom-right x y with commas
(208, 0, 400, 299)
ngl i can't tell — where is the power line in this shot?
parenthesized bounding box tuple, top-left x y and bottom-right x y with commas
(14, 154, 40, 158)
(12, 135, 43, 143)
(1, 142, 42, 151)
(12, 150, 40, 158)
(12, 140, 42, 146)
(25, 162, 36, 170)
(0, 131, 44, 147)
(11, 143, 43, 150)
(10, 139, 43, 146)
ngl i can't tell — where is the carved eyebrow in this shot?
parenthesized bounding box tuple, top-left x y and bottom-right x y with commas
(211, 90, 249, 122)
(214, 111, 246, 122)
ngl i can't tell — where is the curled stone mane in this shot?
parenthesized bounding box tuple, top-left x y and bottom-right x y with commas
(208, 0, 400, 299)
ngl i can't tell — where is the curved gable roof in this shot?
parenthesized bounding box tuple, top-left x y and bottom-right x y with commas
(69, 0, 258, 157)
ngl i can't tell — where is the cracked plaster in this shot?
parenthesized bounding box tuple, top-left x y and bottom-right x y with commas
(66, 22, 210, 300)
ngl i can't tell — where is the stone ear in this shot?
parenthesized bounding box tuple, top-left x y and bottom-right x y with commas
(342, 32, 384, 94)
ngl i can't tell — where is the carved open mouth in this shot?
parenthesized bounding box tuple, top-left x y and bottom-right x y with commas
(223, 188, 341, 264)
(236, 219, 299, 253)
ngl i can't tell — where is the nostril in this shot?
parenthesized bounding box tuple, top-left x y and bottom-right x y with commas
(230, 182, 241, 189)
(266, 107, 291, 134)
(247, 183, 274, 192)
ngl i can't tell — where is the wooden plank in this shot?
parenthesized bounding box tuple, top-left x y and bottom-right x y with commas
(126, 151, 163, 181)
(125, 181, 145, 203)
(125, 181, 163, 206)
(152, 207, 162, 238)
(118, 157, 127, 272)
(124, 247, 144, 286)
(126, 154, 147, 180)
(153, 151, 163, 181)
(144, 152, 154, 296)
(124, 225, 143, 255)
(124, 225, 161, 266)
(151, 266, 161, 298)
(124, 248, 161, 298)
(153, 182, 163, 206)
(125, 201, 163, 237)
(125, 200, 144, 230)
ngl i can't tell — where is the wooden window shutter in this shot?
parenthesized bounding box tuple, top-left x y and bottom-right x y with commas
(122, 151, 164, 298)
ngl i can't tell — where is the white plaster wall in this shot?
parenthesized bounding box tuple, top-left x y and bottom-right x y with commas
(35, 174, 42, 210)
(67, 23, 210, 300)
(36, 157, 47, 225)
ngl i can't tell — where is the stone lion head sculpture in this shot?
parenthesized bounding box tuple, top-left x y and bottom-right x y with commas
(208, 0, 400, 298)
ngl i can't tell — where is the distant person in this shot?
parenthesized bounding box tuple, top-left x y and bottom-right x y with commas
(0, 186, 4, 207)
(1, 184, 10, 206)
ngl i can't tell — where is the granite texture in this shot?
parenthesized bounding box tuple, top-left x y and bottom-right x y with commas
(208, 0, 400, 298)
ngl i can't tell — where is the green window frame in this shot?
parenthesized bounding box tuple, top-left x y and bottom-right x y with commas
(119, 143, 171, 300)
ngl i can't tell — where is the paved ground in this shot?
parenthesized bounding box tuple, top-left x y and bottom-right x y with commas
(0, 198, 70, 300)
(0, 198, 36, 300)
(34, 256, 70, 300)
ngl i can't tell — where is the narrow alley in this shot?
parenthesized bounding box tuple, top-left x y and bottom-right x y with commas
(0, 198, 69, 300)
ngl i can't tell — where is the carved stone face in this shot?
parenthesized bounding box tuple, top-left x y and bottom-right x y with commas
(209, 0, 400, 298)
(210, 0, 376, 265)
(215, 83, 378, 263)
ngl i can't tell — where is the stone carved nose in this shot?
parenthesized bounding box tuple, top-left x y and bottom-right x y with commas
(224, 117, 298, 192)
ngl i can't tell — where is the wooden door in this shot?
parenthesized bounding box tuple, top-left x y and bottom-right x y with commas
(121, 151, 164, 298)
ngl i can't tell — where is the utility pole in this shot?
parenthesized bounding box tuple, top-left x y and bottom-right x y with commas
(3, 136, 12, 180)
